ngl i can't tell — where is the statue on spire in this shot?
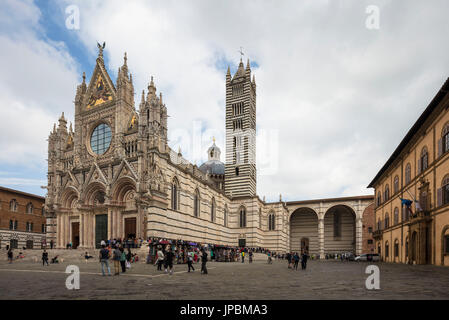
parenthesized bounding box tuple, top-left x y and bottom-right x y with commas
(97, 41, 106, 58)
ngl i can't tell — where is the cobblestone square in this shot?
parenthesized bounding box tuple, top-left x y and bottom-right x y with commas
(1, 256, 448, 300)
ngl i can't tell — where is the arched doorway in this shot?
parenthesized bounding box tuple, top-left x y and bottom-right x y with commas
(323, 205, 356, 254)
(300, 237, 310, 254)
(411, 231, 417, 263)
(289, 208, 318, 254)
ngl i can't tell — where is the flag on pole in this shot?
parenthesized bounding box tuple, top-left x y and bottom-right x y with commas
(400, 198, 413, 207)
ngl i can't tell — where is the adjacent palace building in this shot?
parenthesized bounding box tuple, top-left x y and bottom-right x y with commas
(0, 186, 46, 249)
(45, 45, 374, 255)
(369, 78, 449, 266)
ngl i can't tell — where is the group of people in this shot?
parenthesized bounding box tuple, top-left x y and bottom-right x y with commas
(154, 245, 209, 275)
(286, 252, 309, 270)
(98, 244, 136, 276)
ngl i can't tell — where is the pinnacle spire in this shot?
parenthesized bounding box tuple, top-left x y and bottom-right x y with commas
(148, 76, 156, 95)
(141, 90, 145, 104)
(82, 72, 86, 84)
(246, 58, 250, 70)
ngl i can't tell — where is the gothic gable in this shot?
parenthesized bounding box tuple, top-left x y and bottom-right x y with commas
(83, 60, 116, 111)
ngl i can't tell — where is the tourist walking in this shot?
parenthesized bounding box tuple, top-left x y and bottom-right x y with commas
(99, 244, 111, 276)
(156, 246, 164, 271)
(7, 249, 13, 264)
(267, 251, 272, 264)
(201, 249, 208, 274)
(120, 246, 126, 273)
(42, 249, 49, 266)
(301, 252, 309, 270)
(249, 250, 253, 263)
(187, 248, 195, 272)
(164, 247, 174, 275)
(286, 252, 292, 268)
(293, 252, 300, 270)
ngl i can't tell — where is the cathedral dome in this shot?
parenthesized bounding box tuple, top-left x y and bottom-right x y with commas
(199, 139, 225, 175)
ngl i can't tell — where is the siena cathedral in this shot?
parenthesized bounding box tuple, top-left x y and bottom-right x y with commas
(45, 45, 374, 256)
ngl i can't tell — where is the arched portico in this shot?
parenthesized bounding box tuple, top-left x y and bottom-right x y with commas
(323, 205, 356, 255)
(289, 207, 319, 255)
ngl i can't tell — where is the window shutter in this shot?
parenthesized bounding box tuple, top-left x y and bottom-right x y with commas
(438, 138, 443, 157)
(418, 158, 421, 174)
(437, 188, 443, 207)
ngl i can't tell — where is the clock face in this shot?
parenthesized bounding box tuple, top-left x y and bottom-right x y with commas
(87, 75, 112, 109)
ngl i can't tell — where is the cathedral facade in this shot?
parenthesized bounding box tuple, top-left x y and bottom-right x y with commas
(45, 46, 373, 254)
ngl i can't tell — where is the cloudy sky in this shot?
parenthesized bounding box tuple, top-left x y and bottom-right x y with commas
(1, 0, 449, 202)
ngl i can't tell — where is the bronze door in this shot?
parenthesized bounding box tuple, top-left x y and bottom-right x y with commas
(124, 217, 136, 239)
(72, 222, 80, 249)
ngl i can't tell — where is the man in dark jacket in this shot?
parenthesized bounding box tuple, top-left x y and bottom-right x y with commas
(164, 247, 174, 275)
(201, 249, 208, 274)
(301, 252, 309, 270)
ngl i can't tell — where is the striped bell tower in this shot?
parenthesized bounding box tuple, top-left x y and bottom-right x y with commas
(224, 58, 257, 198)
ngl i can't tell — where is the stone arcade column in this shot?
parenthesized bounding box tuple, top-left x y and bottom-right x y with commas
(318, 218, 325, 258)
(107, 208, 112, 241)
(57, 214, 62, 248)
(79, 212, 84, 248)
(355, 217, 363, 256)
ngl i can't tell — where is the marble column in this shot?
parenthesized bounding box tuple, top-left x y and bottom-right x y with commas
(57, 214, 61, 248)
(79, 213, 84, 248)
(356, 217, 363, 256)
(107, 209, 112, 241)
(318, 218, 325, 259)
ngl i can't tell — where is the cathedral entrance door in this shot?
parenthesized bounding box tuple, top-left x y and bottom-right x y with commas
(124, 217, 136, 239)
(95, 214, 108, 249)
(300, 237, 309, 254)
(71, 222, 79, 249)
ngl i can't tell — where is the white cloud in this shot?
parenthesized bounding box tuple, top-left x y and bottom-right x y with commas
(5, 0, 449, 202)
(0, 0, 79, 169)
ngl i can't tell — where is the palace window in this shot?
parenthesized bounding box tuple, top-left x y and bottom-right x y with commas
(438, 175, 449, 207)
(394, 207, 399, 225)
(405, 238, 409, 257)
(9, 220, 13, 230)
(26, 203, 33, 214)
(394, 175, 399, 194)
(384, 213, 390, 229)
(384, 185, 390, 202)
(442, 124, 449, 155)
(385, 242, 389, 258)
(268, 213, 275, 231)
(239, 207, 246, 228)
(171, 178, 179, 210)
(377, 218, 382, 231)
(42, 224, 46, 233)
(193, 189, 200, 217)
(9, 199, 18, 212)
(376, 192, 381, 207)
(405, 163, 411, 185)
(90, 123, 112, 155)
(419, 147, 428, 173)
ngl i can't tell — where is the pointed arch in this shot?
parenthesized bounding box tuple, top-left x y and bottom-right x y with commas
(111, 176, 137, 204)
(61, 186, 80, 209)
(268, 211, 276, 231)
(171, 177, 180, 210)
(26, 202, 33, 214)
(9, 199, 18, 212)
(239, 205, 247, 228)
(211, 197, 216, 222)
(193, 188, 200, 217)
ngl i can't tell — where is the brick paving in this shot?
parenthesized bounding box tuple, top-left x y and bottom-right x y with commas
(0, 257, 448, 300)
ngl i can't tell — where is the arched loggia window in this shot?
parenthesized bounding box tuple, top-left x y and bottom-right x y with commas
(211, 197, 216, 222)
(268, 213, 276, 231)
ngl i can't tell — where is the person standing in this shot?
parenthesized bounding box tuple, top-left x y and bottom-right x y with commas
(293, 252, 300, 270)
(201, 249, 208, 274)
(42, 249, 49, 266)
(112, 245, 121, 275)
(164, 247, 174, 275)
(99, 244, 111, 276)
(187, 248, 195, 272)
(7, 249, 13, 264)
(249, 250, 253, 263)
(241, 250, 245, 263)
(119, 246, 126, 273)
(301, 252, 309, 270)
(156, 246, 164, 271)
(286, 252, 292, 268)
(50, 240, 54, 250)
(267, 251, 272, 264)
